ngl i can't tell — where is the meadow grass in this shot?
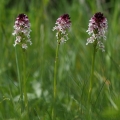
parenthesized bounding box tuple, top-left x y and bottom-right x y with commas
(0, 0, 120, 120)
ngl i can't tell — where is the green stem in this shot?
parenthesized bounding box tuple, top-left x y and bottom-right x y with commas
(88, 41, 97, 103)
(22, 51, 29, 115)
(52, 42, 59, 120)
(15, 47, 24, 113)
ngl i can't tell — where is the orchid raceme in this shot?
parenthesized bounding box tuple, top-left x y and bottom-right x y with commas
(53, 14, 71, 44)
(12, 13, 32, 49)
(86, 12, 108, 51)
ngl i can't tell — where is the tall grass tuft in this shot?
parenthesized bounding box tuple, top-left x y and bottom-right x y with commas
(0, 0, 120, 120)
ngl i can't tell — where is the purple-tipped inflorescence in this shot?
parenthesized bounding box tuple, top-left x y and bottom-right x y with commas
(12, 14, 32, 49)
(53, 14, 71, 44)
(86, 12, 108, 51)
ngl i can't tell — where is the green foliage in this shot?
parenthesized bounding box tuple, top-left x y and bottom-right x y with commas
(0, 0, 120, 120)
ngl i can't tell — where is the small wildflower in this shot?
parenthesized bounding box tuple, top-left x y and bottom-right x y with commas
(86, 12, 108, 51)
(12, 13, 32, 49)
(53, 14, 71, 44)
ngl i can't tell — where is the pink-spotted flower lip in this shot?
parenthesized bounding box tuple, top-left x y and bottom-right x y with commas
(12, 13, 32, 49)
(53, 14, 71, 44)
(86, 12, 108, 52)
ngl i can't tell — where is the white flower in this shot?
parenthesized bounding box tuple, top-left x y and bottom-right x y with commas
(86, 12, 108, 51)
(53, 14, 71, 44)
(12, 13, 32, 49)
(22, 43, 28, 49)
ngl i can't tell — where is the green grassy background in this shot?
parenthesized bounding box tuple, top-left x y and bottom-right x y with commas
(0, 0, 120, 119)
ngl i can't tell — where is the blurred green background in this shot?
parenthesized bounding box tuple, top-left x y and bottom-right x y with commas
(0, 0, 120, 120)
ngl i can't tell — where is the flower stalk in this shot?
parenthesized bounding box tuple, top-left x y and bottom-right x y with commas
(86, 12, 108, 102)
(88, 41, 97, 103)
(52, 14, 71, 120)
(22, 51, 28, 112)
(15, 47, 24, 113)
(12, 13, 31, 116)
(52, 41, 59, 120)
